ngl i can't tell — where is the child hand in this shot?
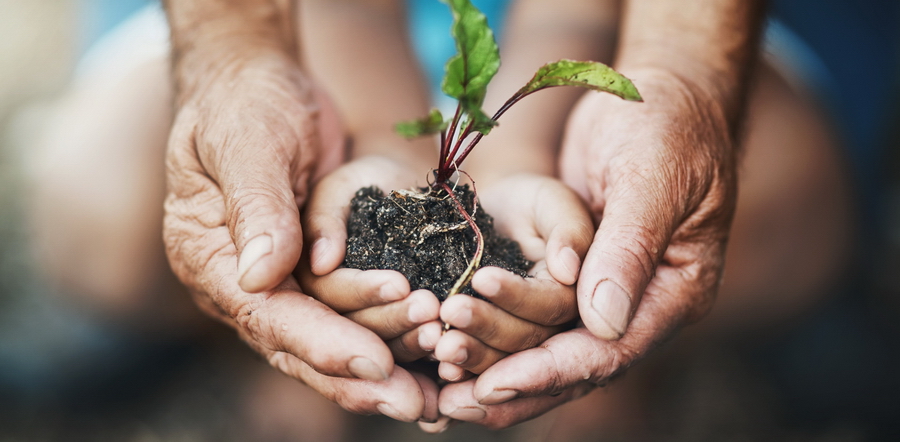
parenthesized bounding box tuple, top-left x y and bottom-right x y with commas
(299, 155, 444, 363)
(433, 174, 593, 381)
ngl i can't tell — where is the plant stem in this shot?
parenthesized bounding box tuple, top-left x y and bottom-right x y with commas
(441, 120, 475, 180)
(439, 182, 484, 316)
(441, 104, 463, 170)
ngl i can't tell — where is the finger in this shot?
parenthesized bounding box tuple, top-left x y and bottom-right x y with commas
(471, 266, 576, 326)
(530, 180, 594, 285)
(387, 321, 442, 363)
(263, 349, 426, 422)
(438, 361, 472, 383)
(418, 416, 455, 433)
(346, 289, 440, 340)
(440, 292, 559, 353)
(577, 182, 679, 339)
(206, 117, 318, 294)
(410, 370, 441, 424)
(165, 193, 394, 382)
(303, 176, 351, 276)
(470, 272, 688, 405)
(438, 378, 588, 430)
(434, 329, 508, 375)
(439, 259, 710, 428)
(303, 156, 417, 275)
(300, 266, 409, 313)
(468, 329, 608, 405)
(233, 283, 398, 381)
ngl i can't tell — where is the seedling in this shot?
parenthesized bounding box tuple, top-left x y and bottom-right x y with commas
(392, 0, 642, 301)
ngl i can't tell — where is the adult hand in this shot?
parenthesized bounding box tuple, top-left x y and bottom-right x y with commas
(432, 174, 593, 382)
(163, 59, 434, 422)
(434, 69, 739, 428)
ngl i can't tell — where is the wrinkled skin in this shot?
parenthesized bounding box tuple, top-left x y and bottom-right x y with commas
(431, 69, 738, 429)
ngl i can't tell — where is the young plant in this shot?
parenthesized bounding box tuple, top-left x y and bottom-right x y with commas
(394, 0, 642, 301)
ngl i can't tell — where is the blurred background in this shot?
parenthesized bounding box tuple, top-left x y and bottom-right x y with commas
(2, 0, 900, 441)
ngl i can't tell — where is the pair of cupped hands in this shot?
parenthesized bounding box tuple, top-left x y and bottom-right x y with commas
(163, 62, 736, 431)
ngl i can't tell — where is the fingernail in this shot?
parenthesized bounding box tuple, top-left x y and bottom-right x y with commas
(348, 356, 389, 382)
(590, 280, 632, 339)
(418, 325, 438, 351)
(452, 347, 467, 364)
(449, 304, 472, 328)
(478, 389, 518, 405)
(559, 247, 581, 284)
(476, 273, 501, 297)
(311, 237, 330, 270)
(419, 416, 452, 433)
(377, 402, 414, 422)
(447, 406, 486, 422)
(408, 301, 431, 323)
(379, 280, 405, 302)
(238, 234, 273, 288)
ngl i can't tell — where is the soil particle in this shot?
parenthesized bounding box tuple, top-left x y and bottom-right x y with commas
(343, 185, 531, 301)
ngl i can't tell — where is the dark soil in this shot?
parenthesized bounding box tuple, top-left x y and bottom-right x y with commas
(343, 185, 531, 301)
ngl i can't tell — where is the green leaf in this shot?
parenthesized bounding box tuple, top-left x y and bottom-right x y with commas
(518, 60, 643, 101)
(441, 0, 500, 134)
(463, 109, 497, 135)
(395, 109, 448, 138)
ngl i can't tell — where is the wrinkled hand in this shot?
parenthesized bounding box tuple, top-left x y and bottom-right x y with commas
(163, 62, 433, 422)
(432, 174, 592, 383)
(436, 69, 738, 428)
(299, 155, 444, 365)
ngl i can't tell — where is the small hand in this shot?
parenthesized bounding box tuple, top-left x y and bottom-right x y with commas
(432, 174, 593, 382)
(300, 155, 444, 363)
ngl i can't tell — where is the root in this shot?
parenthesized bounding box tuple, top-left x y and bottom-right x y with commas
(439, 181, 484, 331)
(416, 221, 468, 246)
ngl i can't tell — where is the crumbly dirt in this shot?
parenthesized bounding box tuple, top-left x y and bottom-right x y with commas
(342, 185, 531, 301)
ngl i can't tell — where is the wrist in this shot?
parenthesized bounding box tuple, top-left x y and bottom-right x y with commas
(165, 0, 300, 104)
(175, 51, 312, 109)
(615, 67, 735, 147)
(614, 0, 764, 135)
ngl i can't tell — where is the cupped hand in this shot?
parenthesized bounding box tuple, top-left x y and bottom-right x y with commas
(163, 60, 434, 421)
(299, 155, 444, 364)
(434, 69, 738, 428)
(432, 174, 593, 381)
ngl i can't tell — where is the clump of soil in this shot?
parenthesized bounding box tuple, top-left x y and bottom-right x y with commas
(343, 185, 531, 301)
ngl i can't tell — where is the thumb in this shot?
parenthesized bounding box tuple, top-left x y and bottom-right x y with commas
(215, 127, 318, 294)
(531, 180, 594, 286)
(577, 185, 678, 339)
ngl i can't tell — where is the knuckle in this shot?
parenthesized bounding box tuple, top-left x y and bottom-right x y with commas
(227, 185, 298, 238)
(233, 296, 269, 344)
(598, 223, 662, 283)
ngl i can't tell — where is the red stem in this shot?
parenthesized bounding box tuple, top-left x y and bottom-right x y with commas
(439, 181, 483, 272)
(440, 119, 474, 180)
(441, 104, 463, 169)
